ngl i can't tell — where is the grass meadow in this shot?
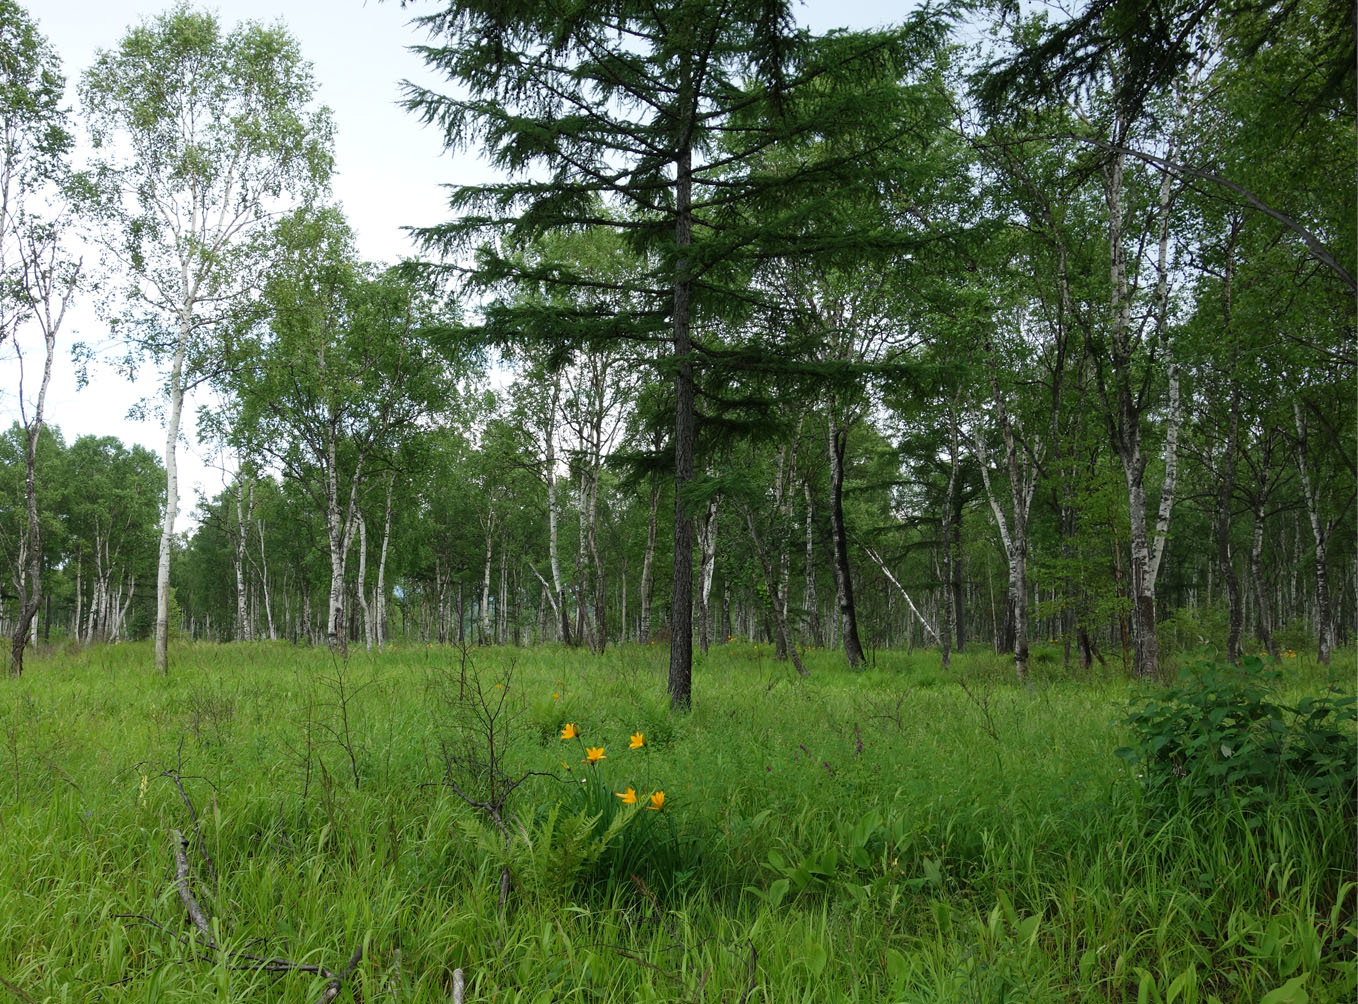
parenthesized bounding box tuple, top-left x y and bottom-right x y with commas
(0, 640, 1353, 1003)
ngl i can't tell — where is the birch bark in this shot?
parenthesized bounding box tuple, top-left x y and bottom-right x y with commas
(1293, 399, 1335, 665)
(697, 495, 719, 655)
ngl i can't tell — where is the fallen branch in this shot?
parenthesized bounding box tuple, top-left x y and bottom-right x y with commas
(863, 546, 940, 644)
(0, 975, 38, 1004)
(737, 941, 758, 1004)
(314, 946, 364, 1004)
(171, 829, 214, 944)
(164, 737, 217, 883)
(154, 829, 363, 1001)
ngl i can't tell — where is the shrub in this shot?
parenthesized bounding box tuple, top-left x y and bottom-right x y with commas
(1116, 656, 1356, 811)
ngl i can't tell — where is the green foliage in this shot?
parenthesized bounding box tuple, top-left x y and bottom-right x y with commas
(1118, 657, 1357, 810)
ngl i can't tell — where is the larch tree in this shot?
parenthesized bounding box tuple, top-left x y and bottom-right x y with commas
(403, 0, 946, 710)
(81, 3, 332, 673)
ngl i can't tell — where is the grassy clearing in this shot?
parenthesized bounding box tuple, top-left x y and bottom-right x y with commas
(1, 640, 1353, 1003)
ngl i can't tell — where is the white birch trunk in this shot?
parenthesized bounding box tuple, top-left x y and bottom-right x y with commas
(256, 519, 276, 641)
(480, 516, 495, 643)
(154, 334, 186, 672)
(233, 477, 253, 642)
(802, 479, 821, 647)
(357, 514, 372, 650)
(1293, 399, 1335, 664)
(374, 474, 393, 648)
(697, 496, 719, 655)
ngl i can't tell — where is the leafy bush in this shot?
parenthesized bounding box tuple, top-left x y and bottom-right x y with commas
(1117, 657, 1356, 810)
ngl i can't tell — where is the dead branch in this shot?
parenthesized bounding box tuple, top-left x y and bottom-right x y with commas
(738, 941, 759, 1004)
(0, 975, 38, 1004)
(314, 945, 364, 1004)
(452, 967, 466, 1004)
(157, 830, 363, 1001)
(162, 738, 217, 882)
(171, 829, 215, 944)
(863, 545, 940, 644)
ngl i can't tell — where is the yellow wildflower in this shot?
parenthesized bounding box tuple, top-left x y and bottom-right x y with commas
(646, 790, 665, 811)
(560, 723, 579, 739)
(629, 731, 645, 750)
(552, 692, 560, 700)
(584, 746, 606, 766)
(616, 787, 637, 804)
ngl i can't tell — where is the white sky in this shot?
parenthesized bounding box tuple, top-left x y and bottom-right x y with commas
(3, 0, 904, 519)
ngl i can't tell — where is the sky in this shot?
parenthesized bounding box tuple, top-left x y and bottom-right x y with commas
(4, 0, 906, 520)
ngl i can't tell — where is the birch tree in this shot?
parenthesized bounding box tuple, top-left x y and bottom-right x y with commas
(81, 4, 332, 673)
(0, 1, 79, 675)
(231, 209, 450, 652)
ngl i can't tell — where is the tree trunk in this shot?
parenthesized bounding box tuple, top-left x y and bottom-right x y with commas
(586, 471, 607, 654)
(480, 518, 495, 644)
(668, 90, 695, 711)
(155, 335, 187, 673)
(939, 408, 960, 668)
(233, 477, 253, 642)
(1215, 223, 1244, 663)
(322, 414, 365, 652)
(827, 418, 865, 667)
(9, 314, 56, 677)
(546, 413, 572, 645)
(256, 519, 277, 640)
(1102, 145, 1180, 679)
(745, 507, 808, 675)
(697, 495, 719, 656)
(1293, 399, 1335, 665)
(357, 514, 372, 649)
(974, 371, 1040, 682)
(1250, 493, 1278, 659)
(802, 479, 822, 647)
(951, 493, 965, 652)
(721, 580, 732, 644)
(499, 549, 510, 646)
(639, 470, 659, 642)
(619, 556, 627, 644)
(374, 475, 393, 647)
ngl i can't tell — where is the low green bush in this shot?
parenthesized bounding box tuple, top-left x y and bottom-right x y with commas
(1117, 656, 1356, 810)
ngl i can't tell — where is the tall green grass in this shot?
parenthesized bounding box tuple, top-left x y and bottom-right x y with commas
(0, 640, 1352, 1002)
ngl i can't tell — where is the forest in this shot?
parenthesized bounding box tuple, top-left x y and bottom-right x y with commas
(0, 0, 1354, 1001)
(0, 0, 1353, 690)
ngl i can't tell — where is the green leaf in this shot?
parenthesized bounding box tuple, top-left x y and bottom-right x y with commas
(1165, 964, 1195, 1004)
(885, 947, 908, 983)
(1079, 948, 1097, 983)
(767, 877, 789, 909)
(1258, 975, 1309, 1004)
(805, 941, 828, 977)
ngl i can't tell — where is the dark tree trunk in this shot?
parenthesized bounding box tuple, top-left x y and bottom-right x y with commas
(668, 105, 695, 711)
(827, 419, 865, 667)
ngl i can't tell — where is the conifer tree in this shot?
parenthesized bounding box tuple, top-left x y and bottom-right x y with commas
(404, 0, 945, 709)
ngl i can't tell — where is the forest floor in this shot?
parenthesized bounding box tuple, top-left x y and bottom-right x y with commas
(1, 640, 1353, 1003)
